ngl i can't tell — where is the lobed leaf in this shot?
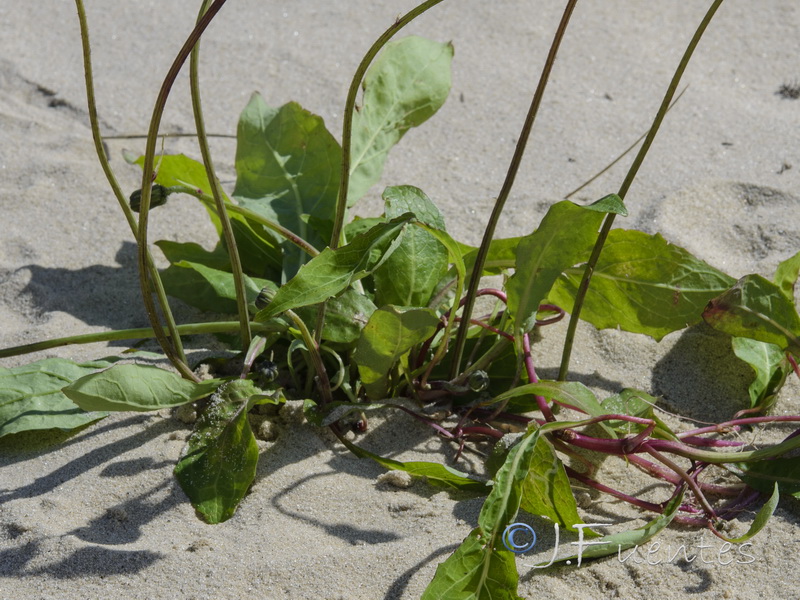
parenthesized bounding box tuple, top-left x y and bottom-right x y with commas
(353, 305, 439, 399)
(348, 36, 453, 206)
(0, 358, 112, 437)
(174, 380, 262, 523)
(63, 364, 220, 412)
(551, 229, 736, 340)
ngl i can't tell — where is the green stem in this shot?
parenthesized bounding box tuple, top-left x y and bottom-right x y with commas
(284, 310, 333, 405)
(0, 321, 285, 360)
(74, 0, 189, 368)
(450, 0, 579, 379)
(316, 0, 447, 344)
(557, 0, 724, 381)
(190, 0, 251, 348)
(136, 0, 228, 382)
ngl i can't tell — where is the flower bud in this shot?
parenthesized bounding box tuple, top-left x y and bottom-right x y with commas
(129, 184, 171, 212)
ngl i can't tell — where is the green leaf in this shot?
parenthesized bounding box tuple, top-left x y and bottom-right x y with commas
(373, 186, 449, 307)
(421, 528, 523, 600)
(174, 380, 262, 523)
(334, 430, 487, 493)
(730, 457, 800, 497)
(128, 153, 283, 279)
(551, 229, 736, 341)
(718, 483, 778, 543)
(460, 237, 521, 276)
(233, 94, 341, 277)
(348, 36, 453, 206)
(494, 381, 610, 428)
(63, 364, 220, 412)
(731, 337, 789, 409)
(353, 305, 439, 399)
(157, 256, 270, 315)
(294, 288, 377, 344)
(703, 274, 800, 355)
(127, 152, 215, 194)
(520, 435, 590, 533)
(534, 490, 684, 567)
(0, 358, 112, 437)
(507, 198, 625, 335)
(255, 215, 412, 321)
(601, 389, 677, 440)
(773, 250, 800, 301)
(423, 429, 543, 600)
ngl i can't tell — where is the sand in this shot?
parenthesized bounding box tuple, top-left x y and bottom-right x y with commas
(1, 1, 799, 599)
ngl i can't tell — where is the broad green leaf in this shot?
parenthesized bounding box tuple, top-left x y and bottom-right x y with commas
(348, 36, 453, 206)
(129, 153, 282, 279)
(520, 435, 589, 533)
(174, 380, 262, 523)
(373, 186, 448, 307)
(730, 457, 800, 497)
(294, 288, 376, 344)
(0, 358, 111, 437)
(233, 94, 341, 278)
(773, 250, 800, 301)
(460, 237, 521, 276)
(158, 259, 269, 315)
(421, 528, 522, 600)
(551, 229, 736, 341)
(731, 337, 789, 409)
(704, 274, 800, 355)
(534, 490, 684, 567)
(63, 364, 220, 412)
(354, 305, 439, 399)
(255, 215, 412, 321)
(334, 430, 487, 493)
(423, 429, 543, 600)
(507, 197, 626, 335)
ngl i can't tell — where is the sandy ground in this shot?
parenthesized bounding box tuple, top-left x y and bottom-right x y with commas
(1, 2, 799, 599)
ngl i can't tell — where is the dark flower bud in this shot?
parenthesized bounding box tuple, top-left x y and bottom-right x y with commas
(255, 287, 272, 310)
(469, 370, 489, 392)
(129, 184, 171, 212)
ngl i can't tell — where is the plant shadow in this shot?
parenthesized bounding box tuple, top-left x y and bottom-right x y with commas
(651, 323, 753, 423)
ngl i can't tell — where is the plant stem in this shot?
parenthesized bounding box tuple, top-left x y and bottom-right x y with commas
(0, 321, 284, 360)
(557, 0, 724, 380)
(136, 0, 227, 383)
(316, 0, 447, 343)
(190, 0, 251, 348)
(74, 0, 189, 369)
(451, 0, 579, 379)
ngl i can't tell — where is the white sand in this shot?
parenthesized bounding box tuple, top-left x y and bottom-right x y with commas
(1, 2, 799, 599)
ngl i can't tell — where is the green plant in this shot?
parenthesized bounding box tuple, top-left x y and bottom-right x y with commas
(2, 1, 800, 598)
